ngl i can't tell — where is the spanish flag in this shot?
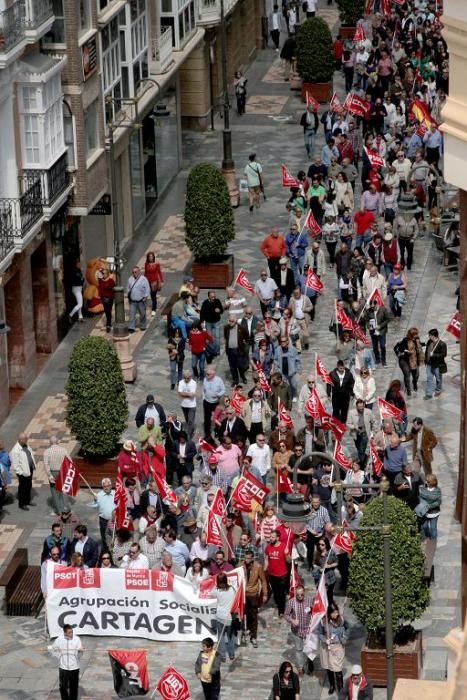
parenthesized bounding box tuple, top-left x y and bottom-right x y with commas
(409, 98, 438, 129)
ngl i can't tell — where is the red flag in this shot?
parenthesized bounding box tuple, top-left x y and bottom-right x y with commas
(352, 25, 365, 43)
(369, 439, 383, 477)
(305, 268, 324, 292)
(114, 472, 133, 531)
(230, 392, 244, 416)
(155, 667, 190, 700)
(377, 397, 405, 423)
(315, 354, 332, 385)
(281, 164, 300, 188)
(235, 268, 255, 294)
(231, 471, 270, 511)
(367, 287, 385, 307)
(109, 649, 149, 695)
(343, 93, 371, 118)
(278, 397, 294, 429)
(416, 123, 427, 138)
(304, 386, 327, 419)
(153, 471, 177, 504)
(306, 92, 320, 111)
(446, 311, 461, 339)
(333, 440, 351, 471)
(199, 574, 217, 598)
(254, 363, 271, 393)
(408, 98, 438, 129)
(333, 530, 356, 555)
(54, 456, 80, 497)
(304, 208, 321, 237)
(198, 437, 215, 453)
(364, 146, 385, 169)
(364, 0, 375, 14)
(230, 578, 245, 619)
(352, 320, 370, 346)
(330, 92, 341, 113)
(320, 413, 347, 440)
(206, 509, 224, 546)
(380, 0, 391, 15)
(211, 488, 227, 522)
(335, 302, 354, 331)
(289, 562, 303, 598)
(277, 469, 293, 494)
(303, 572, 328, 660)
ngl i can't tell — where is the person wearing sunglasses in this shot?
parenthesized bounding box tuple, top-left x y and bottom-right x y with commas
(98, 551, 115, 568)
(272, 661, 300, 700)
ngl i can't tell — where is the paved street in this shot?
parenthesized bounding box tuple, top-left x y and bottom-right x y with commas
(0, 3, 462, 698)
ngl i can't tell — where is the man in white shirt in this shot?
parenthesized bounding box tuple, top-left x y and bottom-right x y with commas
(246, 434, 272, 484)
(48, 624, 83, 700)
(255, 270, 278, 317)
(41, 546, 67, 597)
(178, 370, 197, 438)
(120, 543, 149, 569)
(94, 477, 115, 545)
(269, 4, 282, 51)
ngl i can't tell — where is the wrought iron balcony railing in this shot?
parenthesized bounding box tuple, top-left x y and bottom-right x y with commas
(24, 0, 53, 29)
(22, 152, 69, 208)
(0, 0, 25, 53)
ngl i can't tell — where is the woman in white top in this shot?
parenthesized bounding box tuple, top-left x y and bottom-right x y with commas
(353, 367, 376, 409)
(343, 461, 366, 502)
(185, 557, 209, 591)
(213, 573, 237, 661)
(335, 172, 354, 213)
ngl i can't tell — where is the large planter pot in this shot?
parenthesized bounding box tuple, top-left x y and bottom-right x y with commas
(339, 25, 356, 39)
(74, 454, 119, 488)
(301, 81, 333, 104)
(192, 254, 234, 289)
(361, 631, 423, 687)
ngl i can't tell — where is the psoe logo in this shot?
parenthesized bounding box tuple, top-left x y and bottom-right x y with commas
(151, 570, 174, 592)
(125, 569, 150, 590)
(79, 568, 101, 588)
(53, 568, 78, 588)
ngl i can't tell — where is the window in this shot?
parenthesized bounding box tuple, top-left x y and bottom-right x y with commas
(19, 74, 65, 168)
(23, 115, 41, 164)
(101, 16, 121, 122)
(63, 110, 75, 169)
(43, 0, 65, 44)
(84, 101, 99, 158)
(79, 0, 92, 35)
(160, 0, 195, 49)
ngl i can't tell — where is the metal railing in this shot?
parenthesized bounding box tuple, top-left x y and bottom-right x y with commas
(0, 178, 43, 247)
(24, 0, 53, 29)
(197, 0, 239, 25)
(0, 0, 25, 53)
(0, 202, 16, 262)
(22, 152, 69, 207)
(151, 25, 173, 74)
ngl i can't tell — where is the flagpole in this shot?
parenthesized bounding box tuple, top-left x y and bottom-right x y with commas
(334, 301, 339, 345)
(80, 474, 97, 498)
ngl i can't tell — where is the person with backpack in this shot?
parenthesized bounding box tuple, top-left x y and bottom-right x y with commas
(424, 328, 448, 399)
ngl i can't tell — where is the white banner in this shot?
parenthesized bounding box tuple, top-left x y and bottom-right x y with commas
(46, 565, 244, 642)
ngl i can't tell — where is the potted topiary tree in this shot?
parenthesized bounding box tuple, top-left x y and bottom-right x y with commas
(336, 0, 366, 38)
(66, 336, 128, 485)
(348, 495, 430, 686)
(185, 162, 236, 288)
(296, 17, 335, 103)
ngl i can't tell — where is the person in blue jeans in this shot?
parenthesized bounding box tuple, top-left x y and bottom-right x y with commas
(127, 266, 150, 332)
(285, 226, 308, 284)
(417, 474, 442, 540)
(424, 328, 447, 399)
(213, 573, 237, 661)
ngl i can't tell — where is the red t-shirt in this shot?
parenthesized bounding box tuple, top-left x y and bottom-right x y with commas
(265, 542, 288, 577)
(353, 210, 375, 235)
(188, 329, 212, 354)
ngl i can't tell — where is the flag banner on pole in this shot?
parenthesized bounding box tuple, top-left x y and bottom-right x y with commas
(304, 209, 322, 237)
(364, 146, 385, 169)
(332, 530, 356, 555)
(304, 387, 327, 419)
(343, 93, 370, 118)
(352, 320, 370, 346)
(305, 268, 324, 291)
(335, 302, 354, 331)
(446, 311, 461, 339)
(230, 578, 245, 619)
(210, 488, 227, 522)
(315, 354, 333, 385)
(278, 397, 294, 429)
(320, 413, 347, 440)
(206, 509, 224, 546)
(369, 439, 383, 477)
(367, 287, 385, 307)
(114, 473, 134, 531)
(352, 25, 365, 43)
(231, 471, 270, 511)
(234, 268, 255, 294)
(55, 456, 80, 497)
(109, 650, 149, 697)
(303, 572, 328, 660)
(305, 92, 320, 111)
(288, 563, 303, 598)
(254, 363, 272, 392)
(155, 667, 190, 700)
(333, 440, 352, 471)
(230, 392, 244, 416)
(381, 0, 391, 15)
(330, 92, 342, 113)
(153, 472, 177, 505)
(277, 468, 293, 494)
(198, 437, 215, 453)
(408, 98, 438, 129)
(377, 397, 405, 423)
(281, 164, 300, 188)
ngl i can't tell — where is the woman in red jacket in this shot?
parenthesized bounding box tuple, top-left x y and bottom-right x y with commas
(144, 251, 164, 317)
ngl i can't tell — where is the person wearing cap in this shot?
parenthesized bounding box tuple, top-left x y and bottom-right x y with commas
(381, 227, 400, 278)
(338, 664, 373, 699)
(387, 262, 408, 318)
(117, 439, 139, 479)
(276, 256, 296, 301)
(53, 507, 81, 543)
(135, 394, 166, 428)
(202, 454, 228, 494)
(43, 435, 72, 516)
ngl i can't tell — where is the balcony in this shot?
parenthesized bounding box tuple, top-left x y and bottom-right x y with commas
(196, 0, 239, 25)
(0, 0, 25, 55)
(150, 25, 173, 76)
(0, 179, 43, 266)
(22, 152, 70, 215)
(24, 0, 54, 39)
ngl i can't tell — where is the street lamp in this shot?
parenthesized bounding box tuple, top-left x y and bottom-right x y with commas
(220, 0, 239, 207)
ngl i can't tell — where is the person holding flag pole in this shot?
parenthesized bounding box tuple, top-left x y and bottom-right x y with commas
(284, 584, 314, 676)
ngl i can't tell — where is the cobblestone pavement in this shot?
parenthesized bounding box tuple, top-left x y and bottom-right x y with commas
(0, 2, 461, 698)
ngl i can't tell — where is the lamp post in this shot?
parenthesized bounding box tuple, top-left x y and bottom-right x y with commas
(220, 0, 239, 207)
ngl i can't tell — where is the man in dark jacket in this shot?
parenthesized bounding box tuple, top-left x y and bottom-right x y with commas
(300, 104, 319, 158)
(364, 299, 390, 367)
(338, 665, 373, 700)
(219, 407, 248, 444)
(200, 291, 224, 349)
(70, 525, 99, 567)
(424, 328, 447, 399)
(224, 316, 249, 385)
(135, 394, 166, 428)
(327, 360, 354, 424)
(275, 257, 296, 300)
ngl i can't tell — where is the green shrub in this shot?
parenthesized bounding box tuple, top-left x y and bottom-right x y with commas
(296, 17, 335, 84)
(348, 495, 430, 639)
(336, 0, 366, 27)
(184, 163, 235, 261)
(66, 336, 128, 457)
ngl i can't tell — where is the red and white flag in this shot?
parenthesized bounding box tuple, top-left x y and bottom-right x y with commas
(304, 208, 322, 237)
(333, 440, 351, 471)
(277, 469, 293, 494)
(281, 164, 300, 188)
(278, 397, 294, 429)
(380, 0, 391, 15)
(304, 387, 327, 420)
(377, 397, 405, 423)
(230, 392, 245, 416)
(369, 439, 383, 477)
(304, 572, 328, 660)
(54, 456, 80, 497)
(446, 311, 461, 339)
(306, 92, 320, 112)
(231, 471, 270, 511)
(332, 529, 356, 555)
(367, 287, 385, 307)
(352, 320, 370, 346)
(210, 487, 227, 522)
(352, 25, 365, 43)
(364, 146, 385, 169)
(330, 92, 342, 113)
(289, 562, 303, 598)
(114, 472, 133, 531)
(335, 301, 354, 331)
(199, 437, 215, 453)
(315, 354, 332, 385)
(230, 578, 245, 619)
(109, 649, 149, 696)
(206, 509, 223, 546)
(155, 667, 190, 700)
(305, 268, 324, 292)
(255, 364, 272, 393)
(153, 471, 177, 504)
(235, 268, 255, 294)
(320, 413, 347, 440)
